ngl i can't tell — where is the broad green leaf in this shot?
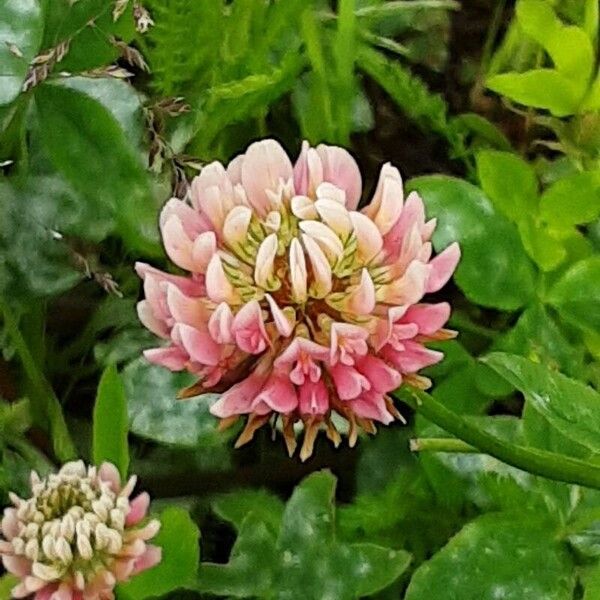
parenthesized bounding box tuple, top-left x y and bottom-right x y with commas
(274, 471, 411, 600)
(540, 171, 600, 227)
(34, 83, 160, 256)
(494, 303, 585, 378)
(198, 514, 278, 598)
(483, 352, 600, 455)
(516, 0, 594, 83)
(405, 512, 574, 600)
(93, 364, 129, 479)
(408, 176, 536, 310)
(451, 113, 512, 150)
(583, 563, 600, 600)
(416, 417, 574, 517)
(58, 77, 146, 151)
(118, 507, 199, 600)
(582, 70, 600, 111)
(547, 256, 600, 333)
(122, 357, 229, 448)
(198, 471, 411, 599)
(583, 0, 599, 43)
(517, 218, 567, 271)
(0, 574, 17, 600)
(486, 70, 581, 116)
(0, 0, 43, 105)
(212, 489, 284, 534)
(476, 150, 537, 221)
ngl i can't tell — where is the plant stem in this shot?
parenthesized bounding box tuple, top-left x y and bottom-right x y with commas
(1, 303, 77, 462)
(396, 389, 600, 490)
(410, 437, 477, 453)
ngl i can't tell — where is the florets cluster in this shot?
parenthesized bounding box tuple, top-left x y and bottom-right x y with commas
(137, 140, 460, 459)
(0, 461, 160, 599)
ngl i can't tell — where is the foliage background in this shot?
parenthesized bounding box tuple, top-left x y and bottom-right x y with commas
(1, 0, 600, 598)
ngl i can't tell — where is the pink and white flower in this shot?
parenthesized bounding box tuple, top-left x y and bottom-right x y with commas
(0, 461, 161, 600)
(137, 139, 460, 459)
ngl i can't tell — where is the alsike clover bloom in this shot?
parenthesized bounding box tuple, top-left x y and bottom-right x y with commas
(136, 139, 460, 459)
(0, 461, 160, 600)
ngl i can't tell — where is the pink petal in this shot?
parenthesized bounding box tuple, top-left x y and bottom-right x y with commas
(364, 165, 404, 235)
(241, 139, 293, 216)
(344, 269, 376, 315)
(143, 346, 188, 371)
(348, 212, 383, 264)
(137, 300, 169, 339)
(265, 294, 294, 337)
(98, 462, 121, 492)
(190, 161, 234, 214)
(356, 355, 402, 394)
(298, 380, 329, 416)
(381, 340, 443, 373)
(316, 144, 362, 210)
(293, 141, 323, 196)
(192, 231, 217, 273)
(231, 300, 269, 354)
(252, 372, 298, 414)
(135, 263, 205, 297)
(166, 284, 209, 330)
(174, 324, 221, 366)
(382, 191, 426, 261)
(132, 545, 162, 576)
(210, 364, 271, 418)
(161, 215, 195, 271)
(33, 587, 55, 600)
(2, 555, 32, 577)
(426, 242, 460, 293)
(348, 390, 394, 424)
(400, 302, 451, 335)
(159, 198, 207, 239)
(126, 493, 150, 526)
(205, 254, 238, 304)
(208, 303, 234, 344)
(378, 260, 429, 305)
(2, 508, 19, 540)
(328, 363, 370, 400)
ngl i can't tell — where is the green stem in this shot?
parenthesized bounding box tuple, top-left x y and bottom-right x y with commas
(410, 437, 477, 453)
(1, 303, 77, 462)
(396, 389, 600, 490)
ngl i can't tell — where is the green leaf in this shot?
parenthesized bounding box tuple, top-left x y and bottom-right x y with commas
(93, 364, 129, 479)
(0, 574, 18, 600)
(583, 562, 600, 600)
(516, 0, 594, 82)
(198, 471, 411, 599)
(405, 512, 574, 600)
(486, 70, 582, 116)
(198, 514, 278, 598)
(540, 171, 600, 227)
(118, 506, 199, 600)
(34, 82, 160, 256)
(483, 352, 600, 455)
(494, 303, 585, 378)
(0, 0, 43, 105)
(212, 489, 284, 534)
(407, 176, 536, 310)
(416, 417, 574, 516)
(122, 357, 229, 448)
(517, 217, 567, 271)
(475, 150, 538, 221)
(275, 471, 411, 600)
(0, 179, 82, 298)
(547, 256, 600, 333)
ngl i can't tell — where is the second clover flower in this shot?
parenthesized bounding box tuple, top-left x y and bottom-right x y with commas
(136, 139, 460, 459)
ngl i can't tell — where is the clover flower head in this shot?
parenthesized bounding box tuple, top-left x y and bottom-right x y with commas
(0, 461, 160, 599)
(137, 139, 460, 459)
